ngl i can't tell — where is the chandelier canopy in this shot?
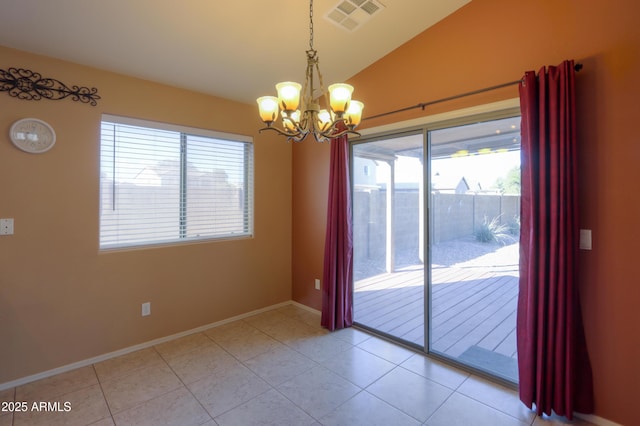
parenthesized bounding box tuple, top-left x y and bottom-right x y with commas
(256, 0, 364, 142)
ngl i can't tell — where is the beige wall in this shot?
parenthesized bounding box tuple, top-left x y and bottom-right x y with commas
(292, 0, 640, 424)
(0, 46, 292, 384)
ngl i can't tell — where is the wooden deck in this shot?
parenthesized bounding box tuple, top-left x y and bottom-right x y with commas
(354, 265, 519, 381)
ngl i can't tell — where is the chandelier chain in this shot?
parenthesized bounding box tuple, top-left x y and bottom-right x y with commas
(309, 0, 314, 50)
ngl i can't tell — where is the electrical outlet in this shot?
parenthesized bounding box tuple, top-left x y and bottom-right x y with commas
(141, 302, 151, 316)
(314, 279, 321, 290)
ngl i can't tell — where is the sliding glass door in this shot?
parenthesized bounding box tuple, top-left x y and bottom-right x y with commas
(352, 115, 521, 383)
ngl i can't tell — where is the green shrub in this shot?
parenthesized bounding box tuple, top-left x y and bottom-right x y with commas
(505, 215, 520, 236)
(475, 215, 512, 244)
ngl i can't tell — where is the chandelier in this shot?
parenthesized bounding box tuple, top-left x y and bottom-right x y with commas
(256, 0, 364, 142)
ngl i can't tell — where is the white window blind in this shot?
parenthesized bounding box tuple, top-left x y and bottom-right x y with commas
(99, 115, 253, 250)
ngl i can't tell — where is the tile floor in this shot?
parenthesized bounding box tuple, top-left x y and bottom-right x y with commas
(0, 304, 595, 426)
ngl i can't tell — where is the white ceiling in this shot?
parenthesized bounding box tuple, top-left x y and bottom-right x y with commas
(0, 0, 470, 105)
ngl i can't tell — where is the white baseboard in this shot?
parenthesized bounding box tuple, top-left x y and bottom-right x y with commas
(0, 300, 292, 392)
(290, 300, 321, 315)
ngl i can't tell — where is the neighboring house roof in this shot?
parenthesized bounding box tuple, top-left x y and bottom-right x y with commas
(432, 174, 470, 194)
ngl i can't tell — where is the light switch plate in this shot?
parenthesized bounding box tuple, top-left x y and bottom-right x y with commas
(579, 229, 592, 250)
(0, 218, 14, 235)
(141, 302, 151, 316)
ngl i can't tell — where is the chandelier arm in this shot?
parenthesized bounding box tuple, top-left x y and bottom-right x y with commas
(320, 128, 362, 140)
(283, 110, 308, 135)
(258, 126, 302, 139)
(299, 111, 313, 132)
(325, 117, 349, 130)
(312, 132, 331, 143)
(288, 132, 309, 143)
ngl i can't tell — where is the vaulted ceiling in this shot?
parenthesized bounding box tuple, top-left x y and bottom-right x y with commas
(0, 0, 470, 104)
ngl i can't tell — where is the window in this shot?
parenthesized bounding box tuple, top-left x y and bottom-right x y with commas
(99, 115, 253, 250)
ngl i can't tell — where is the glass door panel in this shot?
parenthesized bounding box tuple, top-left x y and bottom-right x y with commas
(428, 116, 521, 382)
(352, 133, 425, 347)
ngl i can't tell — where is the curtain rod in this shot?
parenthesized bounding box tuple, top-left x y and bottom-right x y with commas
(363, 63, 583, 122)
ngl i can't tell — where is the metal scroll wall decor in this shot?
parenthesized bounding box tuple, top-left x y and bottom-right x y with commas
(0, 67, 100, 106)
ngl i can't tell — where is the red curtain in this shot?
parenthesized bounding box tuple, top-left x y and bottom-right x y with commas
(517, 60, 593, 419)
(320, 132, 354, 331)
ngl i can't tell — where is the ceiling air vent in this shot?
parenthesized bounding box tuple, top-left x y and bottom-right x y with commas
(326, 0, 386, 32)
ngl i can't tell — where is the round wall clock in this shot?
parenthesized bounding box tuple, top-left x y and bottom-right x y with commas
(9, 118, 57, 154)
